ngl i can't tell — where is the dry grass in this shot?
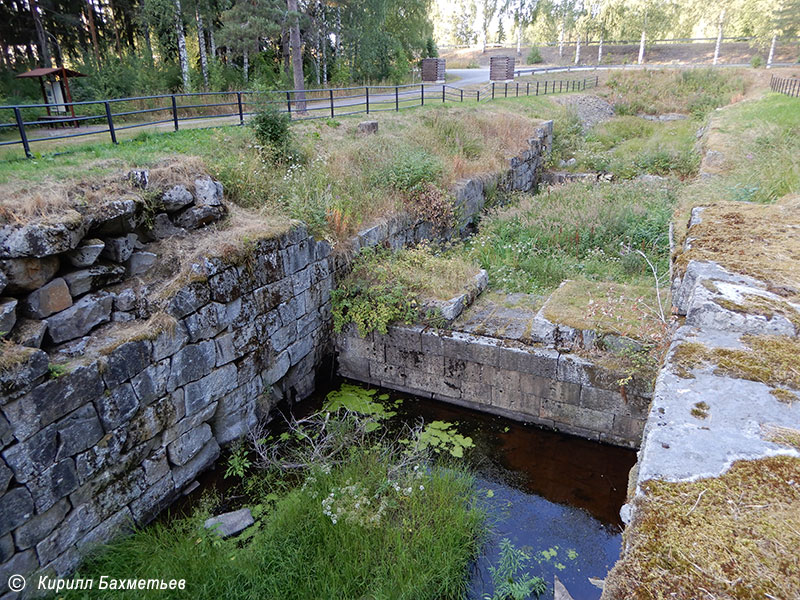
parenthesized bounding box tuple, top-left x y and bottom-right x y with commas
(675, 197, 800, 301)
(603, 455, 800, 600)
(763, 424, 800, 449)
(542, 279, 669, 343)
(0, 339, 40, 374)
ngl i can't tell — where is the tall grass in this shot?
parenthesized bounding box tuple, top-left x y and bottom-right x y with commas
(465, 180, 678, 294)
(58, 419, 484, 600)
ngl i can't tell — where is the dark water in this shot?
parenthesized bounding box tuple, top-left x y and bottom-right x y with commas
(180, 379, 636, 600)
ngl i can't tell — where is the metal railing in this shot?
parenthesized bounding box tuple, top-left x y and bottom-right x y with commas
(0, 76, 599, 159)
(771, 75, 800, 98)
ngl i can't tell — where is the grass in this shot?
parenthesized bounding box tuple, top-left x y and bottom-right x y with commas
(604, 455, 800, 600)
(462, 180, 677, 296)
(58, 413, 485, 600)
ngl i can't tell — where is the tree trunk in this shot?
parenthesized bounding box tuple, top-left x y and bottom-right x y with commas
(142, 20, 154, 66)
(85, 0, 101, 65)
(766, 33, 777, 68)
(516, 13, 522, 55)
(282, 29, 290, 76)
(174, 0, 190, 91)
(196, 8, 209, 89)
(574, 35, 581, 64)
(638, 30, 645, 64)
(243, 47, 249, 82)
(598, 36, 603, 64)
(713, 9, 725, 65)
(321, 6, 328, 85)
(287, 0, 306, 112)
(107, 0, 123, 57)
(29, 0, 51, 68)
(558, 22, 564, 58)
(209, 25, 216, 58)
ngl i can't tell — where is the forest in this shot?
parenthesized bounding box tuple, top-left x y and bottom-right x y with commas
(0, 0, 797, 104)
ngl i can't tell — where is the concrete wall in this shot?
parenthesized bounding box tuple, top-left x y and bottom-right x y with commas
(0, 120, 554, 595)
(336, 325, 650, 448)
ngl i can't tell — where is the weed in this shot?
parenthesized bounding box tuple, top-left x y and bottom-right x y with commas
(251, 103, 294, 162)
(484, 538, 547, 600)
(224, 442, 252, 479)
(379, 147, 443, 192)
(527, 47, 543, 64)
(47, 364, 68, 379)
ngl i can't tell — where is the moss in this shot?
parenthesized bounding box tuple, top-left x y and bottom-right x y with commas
(690, 401, 709, 419)
(604, 456, 800, 600)
(769, 388, 797, 405)
(762, 425, 800, 450)
(671, 336, 800, 392)
(714, 292, 800, 331)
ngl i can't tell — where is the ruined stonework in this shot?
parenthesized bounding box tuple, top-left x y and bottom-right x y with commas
(0, 119, 553, 595)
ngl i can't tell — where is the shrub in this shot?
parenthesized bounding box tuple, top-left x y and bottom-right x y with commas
(405, 182, 455, 232)
(379, 148, 443, 191)
(251, 102, 293, 161)
(527, 47, 543, 64)
(751, 54, 764, 68)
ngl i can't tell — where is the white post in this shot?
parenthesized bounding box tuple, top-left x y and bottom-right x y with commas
(559, 22, 564, 57)
(713, 9, 725, 65)
(575, 35, 581, 64)
(598, 36, 603, 64)
(767, 33, 777, 68)
(638, 30, 645, 64)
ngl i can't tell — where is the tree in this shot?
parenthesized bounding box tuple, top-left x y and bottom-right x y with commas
(451, 0, 478, 45)
(287, 0, 305, 111)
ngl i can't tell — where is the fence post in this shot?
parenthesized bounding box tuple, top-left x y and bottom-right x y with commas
(536, 81, 539, 95)
(492, 82, 495, 99)
(286, 91, 292, 116)
(237, 92, 244, 125)
(171, 95, 179, 131)
(442, 84, 446, 103)
(596, 75, 599, 87)
(526, 82, 530, 95)
(421, 84, 424, 106)
(395, 87, 399, 111)
(504, 82, 508, 97)
(477, 90, 480, 102)
(366, 87, 370, 114)
(104, 101, 117, 144)
(460, 89, 463, 102)
(13, 107, 31, 158)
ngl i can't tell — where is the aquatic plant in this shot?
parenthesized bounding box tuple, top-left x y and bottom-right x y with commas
(484, 538, 547, 600)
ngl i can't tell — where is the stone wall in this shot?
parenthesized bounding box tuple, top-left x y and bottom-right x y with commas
(336, 324, 650, 448)
(0, 120, 554, 595)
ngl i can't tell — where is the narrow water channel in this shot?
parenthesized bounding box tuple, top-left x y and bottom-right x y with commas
(182, 379, 636, 600)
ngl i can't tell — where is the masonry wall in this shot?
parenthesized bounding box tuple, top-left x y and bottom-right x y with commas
(337, 325, 649, 448)
(0, 120, 554, 594)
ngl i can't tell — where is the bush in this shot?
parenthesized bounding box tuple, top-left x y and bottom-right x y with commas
(751, 55, 764, 68)
(527, 47, 543, 64)
(379, 147, 443, 191)
(251, 102, 293, 161)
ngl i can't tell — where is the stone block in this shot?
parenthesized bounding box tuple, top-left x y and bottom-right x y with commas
(26, 459, 79, 512)
(263, 351, 291, 386)
(9, 318, 47, 348)
(2, 424, 58, 483)
(167, 424, 212, 466)
(0, 487, 34, 536)
(100, 234, 136, 263)
(69, 466, 145, 523)
(151, 324, 189, 362)
(142, 448, 170, 485)
(167, 280, 210, 319)
(183, 364, 237, 416)
(102, 339, 152, 388)
(540, 398, 613, 434)
(0, 298, 16, 337)
(288, 335, 314, 365)
(0, 255, 59, 294)
(172, 439, 219, 490)
(551, 380, 581, 405)
(35, 503, 102, 566)
(270, 322, 295, 354)
(204, 508, 254, 538)
(130, 359, 170, 405)
(208, 268, 242, 303)
(149, 212, 186, 240)
(125, 251, 157, 277)
(45, 292, 113, 344)
(519, 373, 552, 399)
(91, 199, 137, 236)
(12, 497, 69, 550)
(0, 549, 39, 593)
(77, 506, 133, 551)
(213, 403, 256, 446)
(21, 278, 72, 319)
(0, 534, 12, 563)
(0, 463, 10, 495)
(65, 239, 105, 268)
(183, 302, 233, 342)
(0, 218, 88, 259)
(62, 264, 125, 298)
(172, 203, 225, 230)
(129, 474, 176, 525)
(55, 404, 104, 460)
(356, 120, 378, 135)
(167, 341, 216, 390)
(0, 346, 48, 400)
(161, 185, 194, 212)
(95, 383, 139, 431)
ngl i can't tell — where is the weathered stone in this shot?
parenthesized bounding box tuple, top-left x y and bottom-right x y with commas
(127, 169, 149, 188)
(1, 422, 58, 483)
(171, 438, 219, 489)
(0, 270, 5, 296)
(65, 239, 105, 268)
(125, 251, 157, 277)
(130, 359, 170, 405)
(183, 364, 238, 416)
(55, 404, 105, 460)
(102, 339, 151, 388)
(0, 216, 88, 259)
(114, 288, 137, 312)
(204, 508, 254, 538)
(2, 363, 104, 441)
(95, 383, 139, 431)
(152, 324, 189, 362)
(167, 280, 210, 319)
(0, 462, 11, 494)
(194, 176, 223, 206)
(209, 268, 242, 303)
(183, 302, 232, 342)
(9, 318, 47, 348)
(77, 506, 133, 551)
(90, 198, 137, 236)
(0, 298, 16, 336)
(0, 548, 38, 591)
(45, 292, 113, 344)
(69, 466, 145, 523)
(26, 458, 79, 512)
(129, 473, 175, 525)
(161, 185, 194, 212)
(0, 533, 13, 563)
(167, 423, 212, 466)
(0, 346, 48, 400)
(148, 212, 186, 240)
(142, 448, 169, 485)
(62, 263, 125, 297)
(0, 486, 34, 536)
(167, 340, 216, 390)
(357, 120, 378, 135)
(0, 255, 59, 294)
(35, 502, 102, 565)
(172, 203, 225, 230)
(554, 575, 576, 600)
(100, 234, 136, 263)
(21, 278, 72, 319)
(13, 497, 70, 550)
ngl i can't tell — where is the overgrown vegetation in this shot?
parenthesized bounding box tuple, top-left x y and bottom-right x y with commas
(59, 410, 485, 600)
(604, 456, 800, 600)
(463, 181, 677, 296)
(332, 245, 480, 336)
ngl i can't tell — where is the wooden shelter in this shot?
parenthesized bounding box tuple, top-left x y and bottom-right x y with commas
(489, 56, 515, 82)
(16, 66, 87, 123)
(421, 58, 446, 83)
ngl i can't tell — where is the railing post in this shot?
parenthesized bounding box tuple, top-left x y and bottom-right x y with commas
(504, 82, 508, 97)
(536, 81, 539, 95)
(330, 89, 335, 118)
(477, 89, 480, 102)
(421, 84, 424, 106)
(286, 91, 292, 116)
(526, 82, 530, 95)
(460, 89, 463, 102)
(442, 84, 446, 103)
(595, 75, 598, 87)
(171, 95, 179, 131)
(13, 107, 31, 158)
(366, 87, 370, 114)
(395, 87, 399, 111)
(104, 101, 117, 144)
(492, 82, 495, 99)
(516, 82, 519, 97)
(237, 92, 244, 125)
